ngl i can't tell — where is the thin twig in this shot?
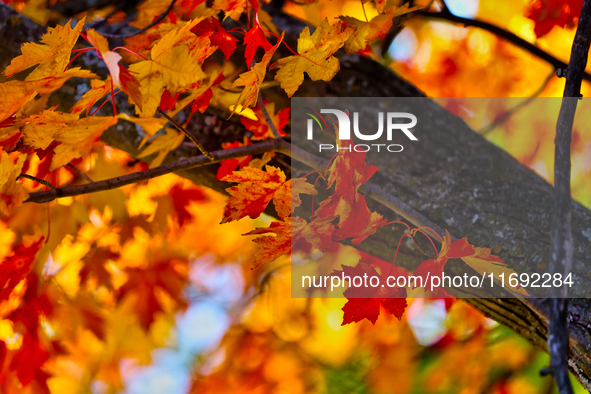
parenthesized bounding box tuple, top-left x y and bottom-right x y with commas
(545, 1, 591, 393)
(26, 139, 288, 203)
(257, 91, 281, 139)
(157, 108, 214, 160)
(479, 70, 555, 135)
(67, 163, 95, 184)
(17, 174, 56, 190)
(97, 0, 177, 39)
(417, 9, 591, 83)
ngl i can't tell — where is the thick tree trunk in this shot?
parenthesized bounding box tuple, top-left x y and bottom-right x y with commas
(3, 4, 591, 389)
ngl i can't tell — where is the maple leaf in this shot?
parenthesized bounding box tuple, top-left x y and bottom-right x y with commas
(300, 215, 334, 252)
(137, 127, 186, 167)
(334, 262, 407, 325)
(0, 237, 44, 301)
(340, 4, 420, 54)
(526, 0, 584, 37)
(243, 24, 273, 66)
(233, 33, 284, 111)
(78, 247, 119, 290)
(118, 259, 188, 330)
(221, 165, 286, 222)
(215, 137, 253, 180)
(70, 78, 113, 115)
(0, 152, 29, 215)
(326, 138, 379, 204)
(85, 29, 122, 86)
(414, 231, 529, 296)
(4, 18, 85, 80)
(169, 184, 207, 226)
(191, 17, 239, 60)
(312, 137, 385, 243)
(20, 110, 117, 169)
(128, 18, 208, 117)
(221, 166, 316, 222)
(271, 19, 354, 97)
(245, 216, 307, 268)
(240, 101, 290, 140)
(0, 68, 98, 124)
(213, 0, 258, 21)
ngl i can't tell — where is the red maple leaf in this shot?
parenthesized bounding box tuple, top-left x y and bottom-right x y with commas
(413, 233, 475, 290)
(526, 0, 584, 37)
(240, 101, 289, 140)
(215, 137, 252, 180)
(333, 262, 407, 325)
(0, 237, 44, 302)
(191, 72, 224, 114)
(170, 184, 207, 226)
(118, 260, 188, 330)
(243, 24, 272, 67)
(192, 17, 239, 60)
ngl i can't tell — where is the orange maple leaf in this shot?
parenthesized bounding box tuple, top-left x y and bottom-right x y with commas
(245, 216, 307, 268)
(221, 166, 316, 222)
(340, 4, 420, 54)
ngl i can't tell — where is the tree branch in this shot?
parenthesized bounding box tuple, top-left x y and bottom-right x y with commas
(95, 0, 177, 38)
(417, 9, 591, 83)
(25, 139, 288, 203)
(546, 1, 591, 392)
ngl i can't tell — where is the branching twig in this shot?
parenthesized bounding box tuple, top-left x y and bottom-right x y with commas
(479, 70, 555, 135)
(97, 0, 177, 39)
(545, 1, 591, 393)
(257, 91, 282, 139)
(157, 108, 214, 160)
(67, 163, 95, 183)
(417, 9, 591, 83)
(18, 174, 56, 190)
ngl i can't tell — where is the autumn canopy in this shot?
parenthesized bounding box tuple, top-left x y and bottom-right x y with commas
(0, 0, 590, 393)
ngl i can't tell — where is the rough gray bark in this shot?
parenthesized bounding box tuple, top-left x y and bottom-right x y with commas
(3, 3, 591, 389)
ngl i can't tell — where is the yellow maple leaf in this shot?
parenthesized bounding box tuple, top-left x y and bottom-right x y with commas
(4, 18, 86, 80)
(213, 0, 250, 21)
(340, 4, 420, 54)
(0, 153, 28, 215)
(19, 110, 116, 169)
(271, 19, 354, 97)
(137, 127, 185, 168)
(233, 32, 284, 111)
(70, 78, 113, 115)
(118, 113, 168, 148)
(129, 19, 208, 117)
(20, 110, 115, 149)
(0, 68, 98, 123)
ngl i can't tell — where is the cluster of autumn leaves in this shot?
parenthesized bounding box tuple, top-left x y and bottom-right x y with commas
(0, 0, 529, 325)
